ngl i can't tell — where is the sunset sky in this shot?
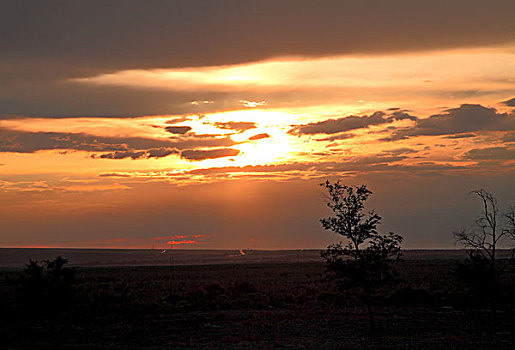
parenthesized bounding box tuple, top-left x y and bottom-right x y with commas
(1, 0, 514, 249)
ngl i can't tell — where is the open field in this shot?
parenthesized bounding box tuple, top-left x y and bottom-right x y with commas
(1, 250, 514, 349)
(3, 248, 512, 268)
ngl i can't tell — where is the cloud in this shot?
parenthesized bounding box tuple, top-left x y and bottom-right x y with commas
(0, 127, 233, 156)
(502, 97, 515, 107)
(381, 148, 418, 156)
(390, 111, 418, 121)
(164, 126, 192, 134)
(98, 173, 132, 178)
(99, 151, 146, 160)
(146, 148, 178, 158)
(315, 133, 355, 142)
(0, 1, 513, 118)
(240, 100, 266, 108)
(0, 129, 131, 153)
(502, 132, 515, 142)
(181, 148, 240, 161)
(248, 133, 271, 141)
(97, 148, 178, 160)
(165, 116, 190, 124)
(289, 111, 412, 135)
(213, 121, 257, 132)
(190, 100, 213, 106)
(443, 133, 477, 139)
(166, 233, 213, 247)
(180, 156, 464, 179)
(2, 1, 513, 73)
(463, 146, 515, 160)
(383, 104, 515, 141)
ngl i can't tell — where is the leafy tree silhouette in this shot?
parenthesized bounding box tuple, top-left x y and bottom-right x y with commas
(320, 181, 402, 333)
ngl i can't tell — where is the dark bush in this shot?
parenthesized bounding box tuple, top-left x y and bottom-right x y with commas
(452, 251, 495, 305)
(20, 256, 76, 314)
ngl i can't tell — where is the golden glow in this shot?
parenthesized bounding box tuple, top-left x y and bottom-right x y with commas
(74, 47, 515, 90)
(66, 44, 515, 120)
(2, 44, 514, 195)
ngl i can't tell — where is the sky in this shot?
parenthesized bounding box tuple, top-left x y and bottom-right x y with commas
(0, 0, 514, 249)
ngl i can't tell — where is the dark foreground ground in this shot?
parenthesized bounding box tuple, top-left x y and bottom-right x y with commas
(1, 251, 514, 349)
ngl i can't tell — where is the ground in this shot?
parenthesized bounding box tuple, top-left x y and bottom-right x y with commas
(1, 253, 514, 349)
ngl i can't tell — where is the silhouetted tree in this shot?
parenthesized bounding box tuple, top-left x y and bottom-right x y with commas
(504, 206, 515, 250)
(453, 189, 515, 306)
(320, 181, 402, 332)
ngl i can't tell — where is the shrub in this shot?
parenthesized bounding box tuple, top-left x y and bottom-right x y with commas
(20, 256, 76, 314)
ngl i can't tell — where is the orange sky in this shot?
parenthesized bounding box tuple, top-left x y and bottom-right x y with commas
(0, 1, 514, 249)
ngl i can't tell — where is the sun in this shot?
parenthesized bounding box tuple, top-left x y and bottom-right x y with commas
(232, 129, 292, 166)
(189, 110, 297, 167)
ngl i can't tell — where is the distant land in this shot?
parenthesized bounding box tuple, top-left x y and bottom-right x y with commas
(2, 248, 512, 268)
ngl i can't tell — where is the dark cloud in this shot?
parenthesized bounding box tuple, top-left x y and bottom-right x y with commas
(248, 133, 271, 141)
(381, 148, 418, 156)
(0, 79, 510, 119)
(316, 133, 355, 142)
(0, 129, 128, 153)
(214, 122, 257, 132)
(146, 148, 178, 158)
(2, 1, 513, 73)
(98, 173, 131, 178)
(383, 104, 515, 141)
(97, 148, 179, 160)
(391, 111, 418, 121)
(1, 1, 514, 118)
(181, 148, 240, 161)
(0, 128, 233, 154)
(0, 79, 254, 118)
(443, 133, 477, 139)
(502, 97, 515, 107)
(165, 126, 192, 134)
(99, 151, 146, 160)
(463, 146, 515, 160)
(289, 111, 412, 135)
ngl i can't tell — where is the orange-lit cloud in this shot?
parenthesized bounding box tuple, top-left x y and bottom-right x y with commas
(167, 240, 197, 246)
(166, 233, 213, 247)
(73, 49, 515, 94)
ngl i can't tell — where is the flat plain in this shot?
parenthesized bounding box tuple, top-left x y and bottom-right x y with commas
(1, 249, 514, 349)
